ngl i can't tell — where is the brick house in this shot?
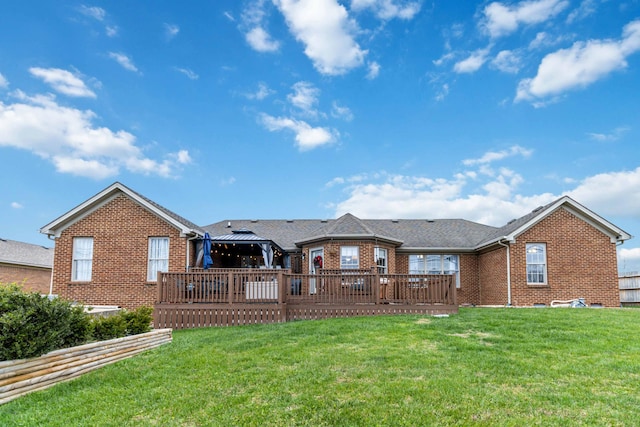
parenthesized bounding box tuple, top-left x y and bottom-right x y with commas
(0, 239, 53, 295)
(40, 182, 632, 309)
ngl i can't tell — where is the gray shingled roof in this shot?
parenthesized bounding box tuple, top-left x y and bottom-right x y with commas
(0, 239, 53, 268)
(476, 202, 554, 246)
(203, 215, 499, 251)
(202, 220, 328, 251)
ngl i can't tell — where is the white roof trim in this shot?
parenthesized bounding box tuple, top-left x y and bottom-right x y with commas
(40, 182, 201, 238)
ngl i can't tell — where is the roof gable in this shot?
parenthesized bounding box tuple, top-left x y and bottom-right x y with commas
(40, 182, 203, 238)
(295, 213, 404, 246)
(477, 196, 632, 247)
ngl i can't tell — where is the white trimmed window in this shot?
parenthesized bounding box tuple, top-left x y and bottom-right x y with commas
(72, 237, 93, 281)
(148, 237, 169, 281)
(409, 254, 461, 288)
(340, 246, 359, 269)
(526, 243, 547, 284)
(375, 247, 388, 274)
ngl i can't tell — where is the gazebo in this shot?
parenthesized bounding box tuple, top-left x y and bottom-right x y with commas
(198, 228, 285, 269)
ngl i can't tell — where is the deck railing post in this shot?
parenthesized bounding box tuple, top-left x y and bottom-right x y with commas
(373, 267, 380, 305)
(451, 274, 457, 306)
(228, 271, 234, 304)
(157, 272, 163, 304)
(277, 269, 285, 304)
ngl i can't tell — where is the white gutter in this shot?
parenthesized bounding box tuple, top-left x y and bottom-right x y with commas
(497, 238, 512, 306)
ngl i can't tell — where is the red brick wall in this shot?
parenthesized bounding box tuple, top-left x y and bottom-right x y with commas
(509, 207, 620, 307)
(478, 247, 508, 306)
(458, 254, 479, 306)
(301, 241, 396, 274)
(52, 194, 188, 310)
(0, 264, 52, 294)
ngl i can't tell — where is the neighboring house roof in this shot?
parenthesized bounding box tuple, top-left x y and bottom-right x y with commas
(40, 182, 204, 238)
(0, 239, 53, 269)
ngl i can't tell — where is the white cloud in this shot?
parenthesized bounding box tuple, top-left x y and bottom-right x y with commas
(329, 163, 640, 229)
(175, 67, 199, 80)
(245, 82, 275, 100)
(164, 23, 180, 40)
(366, 61, 380, 79)
(566, 0, 597, 24)
(29, 67, 96, 98)
(463, 145, 533, 166)
(331, 170, 556, 225)
(350, 0, 421, 20)
(453, 47, 491, 73)
(260, 113, 336, 151)
(482, 0, 569, 38)
(434, 83, 449, 102)
(491, 50, 522, 73)
(619, 248, 640, 273)
(433, 52, 455, 67)
(567, 166, 640, 218)
(0, 73, 8, 88)
(288, 81, 320, 116)
(224, 11, 235, 22)
(10, 202, 23, 209)
(172, 149, 192, 164)
(0, 91, 186, 179)
(331, 101, 354, 121)
(587, 126, 629, 142)
(78, 5, 106, 21)
(106, 26, 118, 37)
(241, 1, 280, 52)
(516, 20, 640, 102)
(528, 31, 573, 49)
(108, 52, 140, 73)
(78, 5, 117, 38)
(220, 176, 237, 186)
(274, 0, 367, 75)
(245, 27, 280, 52)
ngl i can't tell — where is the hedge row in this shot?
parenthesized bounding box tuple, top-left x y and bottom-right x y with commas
(0, 283, 152, 361)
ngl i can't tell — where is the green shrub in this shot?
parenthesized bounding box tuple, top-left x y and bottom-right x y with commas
(0, 283, 92, 361)
(123, 306, 153, 335)
(91, 315, 128, 341)
(0, 283, 154, 361)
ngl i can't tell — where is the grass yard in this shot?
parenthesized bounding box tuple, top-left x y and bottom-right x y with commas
(2, 308, 640, 426)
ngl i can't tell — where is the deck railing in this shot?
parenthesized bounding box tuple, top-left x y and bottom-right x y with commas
(157, 269, 456, 306)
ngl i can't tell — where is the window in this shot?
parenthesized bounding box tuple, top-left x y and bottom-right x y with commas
(375, 247, 388, 274)
(526, 243, 547, 284)
(72, 237, 93, 281)
(148, 237, 169, 281)
(409, 254, 460, 288)
(340, 246, 359, 269)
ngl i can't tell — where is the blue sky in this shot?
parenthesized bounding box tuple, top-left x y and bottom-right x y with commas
(1, 0, 639, 272)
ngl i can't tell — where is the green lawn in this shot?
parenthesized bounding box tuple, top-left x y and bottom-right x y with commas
(2, 308, 640, 426)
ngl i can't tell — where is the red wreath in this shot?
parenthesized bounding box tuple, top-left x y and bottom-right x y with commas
(313, 255, 323, 268)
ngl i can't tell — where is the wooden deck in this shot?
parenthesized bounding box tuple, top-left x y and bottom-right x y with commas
(154, 269, 457, 329)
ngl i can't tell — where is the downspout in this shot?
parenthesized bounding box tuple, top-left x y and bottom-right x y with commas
(47, 235, 56, 297)
(497, 238, 512, 307)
